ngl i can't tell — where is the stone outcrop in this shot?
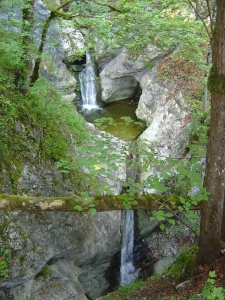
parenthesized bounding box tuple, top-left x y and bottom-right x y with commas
(99, 45, 164, 103)
(136, 67, 191, 158)
(98, 45, 192, 190)
(0, 210, 122, 300)
(0, 207, 196, 300)
(35, 1, 84, 102)
(0, 158, 79, 197)
(134, 210, 197, 279)
(98, 45, 191, 158)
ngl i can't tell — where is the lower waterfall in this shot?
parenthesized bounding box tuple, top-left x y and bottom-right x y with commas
(120, 210, 137, 286)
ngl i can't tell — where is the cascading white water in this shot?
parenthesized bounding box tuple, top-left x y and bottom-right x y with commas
(79, 51, 98, 109)
(120, 210, 137, 286)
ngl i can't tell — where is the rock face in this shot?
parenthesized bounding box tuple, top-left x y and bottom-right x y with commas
(134, 210, 197, 279)
(0, 208, 196, 300)
(35, 1, 84, 102)
(99, 46, 164, 102)
(136, 67, 191, 158)
(0, 160, 79, 197)
(98, 45, 191, 158)
(0, 210, 122, 300)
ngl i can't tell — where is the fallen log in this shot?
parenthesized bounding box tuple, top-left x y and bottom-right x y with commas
(0, 193, 199, 212)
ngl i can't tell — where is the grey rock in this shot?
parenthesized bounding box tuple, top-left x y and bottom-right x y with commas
(0, 210, 122, 300)
(99, 45, 165, 103)
(99, 45, 191, 177)
(153, 255, 176, 275)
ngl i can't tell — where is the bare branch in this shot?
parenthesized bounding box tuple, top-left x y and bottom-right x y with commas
(186, 0, 212, 45)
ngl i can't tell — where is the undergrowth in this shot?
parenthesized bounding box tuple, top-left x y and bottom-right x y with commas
(0, 78, 88, 162)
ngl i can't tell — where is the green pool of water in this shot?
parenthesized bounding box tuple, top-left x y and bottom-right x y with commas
(79, 101, 144, 141)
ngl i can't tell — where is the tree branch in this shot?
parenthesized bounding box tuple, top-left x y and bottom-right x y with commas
(186, 0, 212, 45)
(206, 0, 213, 33)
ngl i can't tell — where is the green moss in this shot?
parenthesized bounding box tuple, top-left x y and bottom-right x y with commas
(180, 255, 197, 281)
(41, 266, 51, 278)
(0, 217, 9, 242)
(4, 149, 23, 195)
(164, 244, 198, 281)
(0, 193, 190, 213)
(101, 279, 144, 300)
(208, 67, 225, 95)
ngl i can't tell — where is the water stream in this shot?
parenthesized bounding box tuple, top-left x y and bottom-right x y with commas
(79, 55, 139, 286)
(79, 51, 98, 109)
(78, 52, 144, 140)
(120, 210, 137, 286)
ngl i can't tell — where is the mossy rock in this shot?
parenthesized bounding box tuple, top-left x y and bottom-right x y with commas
(164, 244, 198, 281)
(179, 255, 197, 281)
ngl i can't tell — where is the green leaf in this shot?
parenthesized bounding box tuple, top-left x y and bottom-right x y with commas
(179, 196, 186, 204)
(209, 270, 216, 278)
(168, 219, 175, 225)
(131, 200, 138, 205)
(160, 223, 165, 230)
(88, 207, 97, 214)
(74, 205, 83, 212)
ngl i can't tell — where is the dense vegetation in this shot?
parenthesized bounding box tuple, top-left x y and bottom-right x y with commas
(0, 14, 89, 194)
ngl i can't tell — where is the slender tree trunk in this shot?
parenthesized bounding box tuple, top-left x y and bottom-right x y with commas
(22, 0, 35, 71)
(29, 0, 74, 86)
(29, 12, 55, 86)
(15, 0, 35, 89)
(196, 0, 225, 266)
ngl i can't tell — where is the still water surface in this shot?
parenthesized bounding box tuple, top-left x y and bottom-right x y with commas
(78, 101, 144, 141)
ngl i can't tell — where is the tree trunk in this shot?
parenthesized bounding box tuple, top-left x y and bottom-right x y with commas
(29, 0, 74, 86)
(221, 192, 225, 241)
(15, 0, 35, 89)
(196, 0, 225, 266)
(29, 12, 55, 86)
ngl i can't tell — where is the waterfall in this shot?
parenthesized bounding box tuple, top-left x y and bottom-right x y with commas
(79, 51, 98, 109)
(120, 210, 137, 286)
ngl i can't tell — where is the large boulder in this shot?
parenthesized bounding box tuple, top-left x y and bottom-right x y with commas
(136, 67, 191, 158)
(99, 45, 164, 102)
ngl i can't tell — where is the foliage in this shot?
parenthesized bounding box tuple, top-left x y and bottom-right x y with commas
(74, 192, 97, 214)
(200, 271, 225, 300)
(139, 152, 207, 233)
(100, 279, 144, 300)
(0, 0, 211, 196)
(188, 106, 210, 157)
(0, 248, 11, 280)
(0, 75, 88, 162)
(56, 115, 208, 237)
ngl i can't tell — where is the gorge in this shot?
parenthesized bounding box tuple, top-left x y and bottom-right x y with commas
(0, 0, 208, 299)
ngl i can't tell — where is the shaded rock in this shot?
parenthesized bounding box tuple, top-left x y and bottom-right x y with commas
(99, 45, 165, 103)
(0, 210, 122, 300)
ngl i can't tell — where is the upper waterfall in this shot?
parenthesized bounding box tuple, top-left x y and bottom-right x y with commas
(79, 51, 98, 109)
